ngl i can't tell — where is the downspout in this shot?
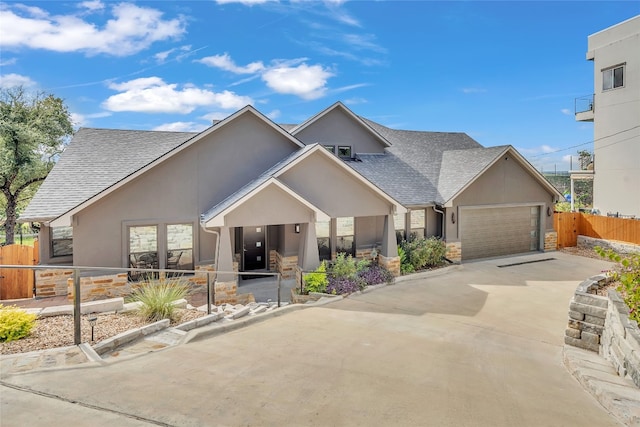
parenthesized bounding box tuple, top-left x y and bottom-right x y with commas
(432, 203, 453, 264)
(199, 215, 221, 271)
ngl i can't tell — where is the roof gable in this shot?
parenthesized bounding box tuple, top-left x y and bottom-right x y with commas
(291, 102, 391, 150)
(46, 106, 305, 226)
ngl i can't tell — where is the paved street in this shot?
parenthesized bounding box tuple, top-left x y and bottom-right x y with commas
(1, 252, 622, 426)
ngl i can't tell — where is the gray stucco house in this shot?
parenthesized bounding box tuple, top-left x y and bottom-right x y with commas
(21, 102, 561, 299)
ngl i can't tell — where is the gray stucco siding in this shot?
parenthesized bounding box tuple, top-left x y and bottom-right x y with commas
(294, 108, 386, 154)
(447, 155, 556, 241)
(279, 151, 394, 218)
(222, 183, 317, 227)
(69, 114, 300, 268)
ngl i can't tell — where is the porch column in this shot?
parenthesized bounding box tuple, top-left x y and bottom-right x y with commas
(298, 223, 320, 271)
(381, 214, 398, 257)
(217, 226, 235, 281)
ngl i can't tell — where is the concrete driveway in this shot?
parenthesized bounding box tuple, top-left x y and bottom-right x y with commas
(1, 252, 621, 426)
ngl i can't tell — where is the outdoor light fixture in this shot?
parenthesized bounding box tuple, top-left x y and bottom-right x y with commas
(87, 313, 98, 342)
(547, 206, 553, 217)
(451, 212, 456, 224)
(294, 224, 300, 234)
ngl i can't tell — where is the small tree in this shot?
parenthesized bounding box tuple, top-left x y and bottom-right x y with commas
(0, 86, 73, 244)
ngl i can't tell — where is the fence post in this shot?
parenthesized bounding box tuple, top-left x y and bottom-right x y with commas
(277, 273, 281, 308)
(73, 268, 81, 345)
(206, 272, 212, 315)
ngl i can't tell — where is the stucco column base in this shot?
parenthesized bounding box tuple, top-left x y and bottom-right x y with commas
(378, 254, 400, 277)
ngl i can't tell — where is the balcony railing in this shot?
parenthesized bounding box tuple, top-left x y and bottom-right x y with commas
(575, 94, 594, 114)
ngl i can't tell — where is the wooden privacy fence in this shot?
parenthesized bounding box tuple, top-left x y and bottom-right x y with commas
(0, 241, 39, 300)
(554, 212, 640, 249)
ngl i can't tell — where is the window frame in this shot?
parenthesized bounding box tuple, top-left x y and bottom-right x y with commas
(50, 226, 73, 258)
(336, 217, 355, 256)
(602, 64, 625, 91)
(338, 145, 352, 159)
(316, 220, 332, 262)
(123, 220, 197, 276)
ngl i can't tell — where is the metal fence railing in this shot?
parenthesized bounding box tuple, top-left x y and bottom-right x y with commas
(574, 94, 594, 114)
(0, 264, 282, 346)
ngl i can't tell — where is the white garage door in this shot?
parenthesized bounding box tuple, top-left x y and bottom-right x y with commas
(460, 206, 540, 260)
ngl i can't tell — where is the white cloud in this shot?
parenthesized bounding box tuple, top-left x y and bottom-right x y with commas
(0, 2, 186, 56)
(103, 77, 253, 113)
(262, 63, 334, 100)
(70, 111, 112, 127)
(152, 121, 210, 132)
(198, 53, 335, 100)
(344, 97, 367, 105)
(215, 0, 271, 4)
(154, 45, 193, 63)
(0, 58, 17, 66)
(0, 73, 36, 89)
(540, 145, 556, 153)
(200, 111, 233, 122)
(461, 87, 487, 94)
(266, 109, 281, 120)
(197, 53, 265, 74)
(561, 108, 572, 116)
(78, 1, 105, 12)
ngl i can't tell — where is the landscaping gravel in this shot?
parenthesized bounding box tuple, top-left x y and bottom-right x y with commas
(0, 309, 205, 356)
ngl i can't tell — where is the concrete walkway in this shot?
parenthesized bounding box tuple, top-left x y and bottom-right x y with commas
(1, 252, 636, 426)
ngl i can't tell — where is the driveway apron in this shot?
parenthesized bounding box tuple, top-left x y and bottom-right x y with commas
(1, 252, 622, 426)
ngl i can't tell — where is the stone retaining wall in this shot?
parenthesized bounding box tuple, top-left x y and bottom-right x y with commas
(66, 273, 131, 302)
(35, 269, 73, 297)
(565, 274, 640, 388)
(577, 235, 640, 255)
(564, 275, 609, 352)
(601, 290, 640, 387)
(275, 251, 298, 279)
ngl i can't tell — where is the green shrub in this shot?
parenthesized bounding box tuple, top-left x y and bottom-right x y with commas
(398, 246, 414, 275)
(128, 277, 189, 322)
(400, 236, 446, 270)
(596, 246, 640, 322)
(332, 252, 357, 279)
(0, 304, 37, 342)
(303, 261, 329, 294)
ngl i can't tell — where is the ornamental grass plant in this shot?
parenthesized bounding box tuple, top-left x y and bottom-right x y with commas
(128, 277, 189, 322)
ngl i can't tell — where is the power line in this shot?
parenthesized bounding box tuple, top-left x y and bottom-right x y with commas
(530, 125, 640, 157)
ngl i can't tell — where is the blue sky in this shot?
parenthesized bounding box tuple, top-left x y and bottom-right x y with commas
(1, 1, 638, 172)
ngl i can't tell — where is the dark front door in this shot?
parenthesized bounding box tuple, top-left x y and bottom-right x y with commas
(243, 226, 266, 271)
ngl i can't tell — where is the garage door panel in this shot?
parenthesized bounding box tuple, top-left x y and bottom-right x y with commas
(461, 206, 539, 260)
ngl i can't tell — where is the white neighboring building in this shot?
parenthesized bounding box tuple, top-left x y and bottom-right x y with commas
(576, 15, 640, 218)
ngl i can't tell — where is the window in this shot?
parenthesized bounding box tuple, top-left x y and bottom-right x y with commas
(393, 213, 406, 244)
(338, 146, 352, 159)
(323, 145, 336, 154)
(409, 209, 426, 239)
(336, 217, 355, 256)
(167, 224, 194, 273)
(603, 65, 624, 90)
(129, 225, 158, 270)
(316, 220, 331, 261)
(51, 226, 73, 257)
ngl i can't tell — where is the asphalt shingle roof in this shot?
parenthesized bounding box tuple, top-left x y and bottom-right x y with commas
(21, 128, 197, 221)
(22, 115, 515, 222)
(352, 119, 500, 205)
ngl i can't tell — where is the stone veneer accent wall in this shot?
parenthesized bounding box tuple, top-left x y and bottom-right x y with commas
(269, 249, 277, 271)
(66, 273, 131, 302)
(544, 231, 557, 251)
(378, 254, 400, 277)
(36, 269, 74, 297)
(565, 274, 640, 388)
(275, 251, 298, 279)
(578, 235, 640, 255)
(445, 241, 462, 263)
